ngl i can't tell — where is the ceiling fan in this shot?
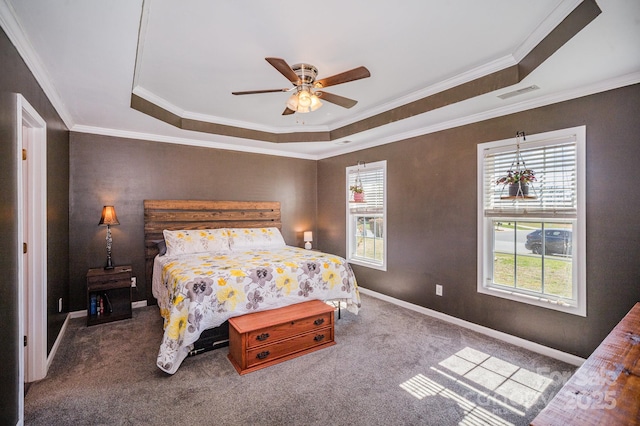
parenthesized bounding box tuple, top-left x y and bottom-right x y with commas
(232, 57, 371, 115)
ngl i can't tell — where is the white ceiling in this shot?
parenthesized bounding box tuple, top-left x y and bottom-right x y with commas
(1, 0, 639, 159)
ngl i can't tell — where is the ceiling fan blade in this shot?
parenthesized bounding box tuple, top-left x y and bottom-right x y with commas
(266, 57, 299, 84)
(282, 107, 296, 115)
(314, 66, 370, 89)
(232, 88, 288, 95)
(316, 91, 358, 109)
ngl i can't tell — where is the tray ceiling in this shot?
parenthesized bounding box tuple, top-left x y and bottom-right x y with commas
(2, 0, 639, 158)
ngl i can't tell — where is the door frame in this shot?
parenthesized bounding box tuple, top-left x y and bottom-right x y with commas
(17, 94, 48, 392)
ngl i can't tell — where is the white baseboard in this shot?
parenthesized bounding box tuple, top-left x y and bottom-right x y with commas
(69, 300, 149, 319)
(358, 287, 585, 367)
(132, 300, 148, 309)
(47, 313, 70, 371)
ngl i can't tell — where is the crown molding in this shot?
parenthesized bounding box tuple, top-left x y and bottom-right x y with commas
(513, 0, 584, 62)
(132, 86, 185, 116)
(130, 0, 150, 92)
(182, 110, 329, 134)
(318, 72, 640, 159)
(328, 55, 519, 131)
(6, 0, 623, 160)
(0, 0, 74, 129)
(78, 73, 640, 161)
(70, 124, 318, 160)
(132, 85, 330, 134)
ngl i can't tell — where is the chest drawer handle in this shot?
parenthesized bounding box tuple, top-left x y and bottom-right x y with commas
(314, 334, 325, 342)
(256, 351, 270, 360)
(314, 318, 325, 326)
(256, 333, 270, 341)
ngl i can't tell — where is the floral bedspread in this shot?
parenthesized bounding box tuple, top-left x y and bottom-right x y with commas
(152, 246, 361, 374)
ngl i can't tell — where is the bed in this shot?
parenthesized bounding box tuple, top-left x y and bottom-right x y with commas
(144, 200, 361, 374)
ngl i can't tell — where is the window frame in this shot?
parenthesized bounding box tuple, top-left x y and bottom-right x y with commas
(477, 126, 586, 316)
(346, 160, 387, 271)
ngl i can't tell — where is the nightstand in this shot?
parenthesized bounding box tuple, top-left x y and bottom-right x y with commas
(86, 265, 132, 326)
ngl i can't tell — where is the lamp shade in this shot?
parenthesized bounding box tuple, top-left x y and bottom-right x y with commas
(98, 205, 120, 226)
(304, 231, 313, 242)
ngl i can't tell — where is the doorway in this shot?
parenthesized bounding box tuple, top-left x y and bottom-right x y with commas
(17, 94, 48, 396)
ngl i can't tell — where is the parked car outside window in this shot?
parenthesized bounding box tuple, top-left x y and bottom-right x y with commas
(524, 229, 572, 255)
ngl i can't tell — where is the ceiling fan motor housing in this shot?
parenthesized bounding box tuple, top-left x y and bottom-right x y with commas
(291, 63, 318, 85)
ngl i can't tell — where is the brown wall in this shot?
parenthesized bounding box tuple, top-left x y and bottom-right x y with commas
(68, 134, 317, 310)
(0, 27, 69, 424)
(318, 83, 640, 359)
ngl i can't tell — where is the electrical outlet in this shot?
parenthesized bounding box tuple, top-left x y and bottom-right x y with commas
(58, 297, 63, 312)
(131, 277, 137, 288)
(436, 284, 443, 296)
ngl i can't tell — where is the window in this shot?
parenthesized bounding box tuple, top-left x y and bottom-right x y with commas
(346, 160, 387, 270)
(477, 127, 586, 316)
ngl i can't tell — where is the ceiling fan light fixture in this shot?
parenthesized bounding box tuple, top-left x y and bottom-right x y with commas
(286, 89, 322, 113)
(298, 89, 312, 107)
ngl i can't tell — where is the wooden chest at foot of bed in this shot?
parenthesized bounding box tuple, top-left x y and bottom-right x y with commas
(228, 300, 335, 375)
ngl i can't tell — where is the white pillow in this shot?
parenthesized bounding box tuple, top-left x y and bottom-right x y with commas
(228, 227, 286, 251)
(163, 229, 231, 256)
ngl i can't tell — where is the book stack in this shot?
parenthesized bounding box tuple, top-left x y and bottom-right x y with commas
(89, 292, 113, 316)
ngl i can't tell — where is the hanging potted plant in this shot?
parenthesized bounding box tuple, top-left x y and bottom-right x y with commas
(496, 168, 536, 196)
(350, 184, 365, 202)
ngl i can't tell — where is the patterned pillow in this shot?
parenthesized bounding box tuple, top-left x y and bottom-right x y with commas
(228, 227, 286, 251)
(163, 229, 231, 256)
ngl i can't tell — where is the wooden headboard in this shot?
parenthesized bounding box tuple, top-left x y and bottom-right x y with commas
(143, 200, 281, 303)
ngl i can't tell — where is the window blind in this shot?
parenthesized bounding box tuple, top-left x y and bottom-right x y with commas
(482, 135, 578, 218)
(348, 165, 384, 215)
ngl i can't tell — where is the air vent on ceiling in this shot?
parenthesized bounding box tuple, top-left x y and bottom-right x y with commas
(497, 85, 540, 100)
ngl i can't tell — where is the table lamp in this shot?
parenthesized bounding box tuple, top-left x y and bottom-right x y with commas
(304, 231, 313, 250)
(99, 205, 119, 269)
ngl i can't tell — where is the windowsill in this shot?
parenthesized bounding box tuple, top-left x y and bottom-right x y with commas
(348, 258, 386, 271)
(477, 284, 585, 317)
